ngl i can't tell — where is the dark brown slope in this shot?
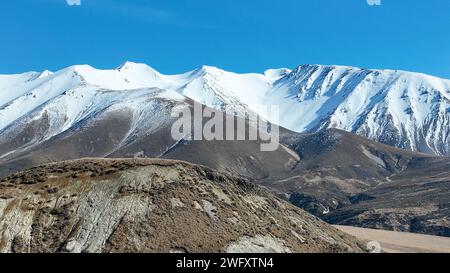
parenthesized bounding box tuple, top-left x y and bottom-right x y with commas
(0, 97, 180, 178)
(272, 129, 432, 210)
(325, 157, 450, 237)
(0, 100, 299, 182)
(0, 158, 365, 253)
(274, 129, 450, 236)
(161, 138, 299, 180)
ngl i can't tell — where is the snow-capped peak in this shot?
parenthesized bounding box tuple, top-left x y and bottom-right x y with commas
(116, 61, 160, 74)
(33, 70, 53, 80)
(189, 65, 225, 78)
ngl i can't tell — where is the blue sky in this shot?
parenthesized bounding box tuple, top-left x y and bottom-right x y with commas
(1, 0, 450, 78)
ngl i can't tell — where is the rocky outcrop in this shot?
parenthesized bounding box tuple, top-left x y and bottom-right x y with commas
(0, 158, 366, 253)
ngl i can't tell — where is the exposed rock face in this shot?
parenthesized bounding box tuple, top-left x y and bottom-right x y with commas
(0, 158, 365, 253)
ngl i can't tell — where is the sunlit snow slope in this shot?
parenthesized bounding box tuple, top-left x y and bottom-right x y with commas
(1, 62, 449, 155)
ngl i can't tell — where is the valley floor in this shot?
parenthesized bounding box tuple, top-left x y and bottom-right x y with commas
(334, 225, 450, 253)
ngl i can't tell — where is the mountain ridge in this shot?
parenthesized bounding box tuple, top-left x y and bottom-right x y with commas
(1, 62, 450, 155)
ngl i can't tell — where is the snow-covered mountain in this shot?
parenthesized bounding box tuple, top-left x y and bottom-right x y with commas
(1, 62, 449, 156)
(268, 65, 450, 155)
